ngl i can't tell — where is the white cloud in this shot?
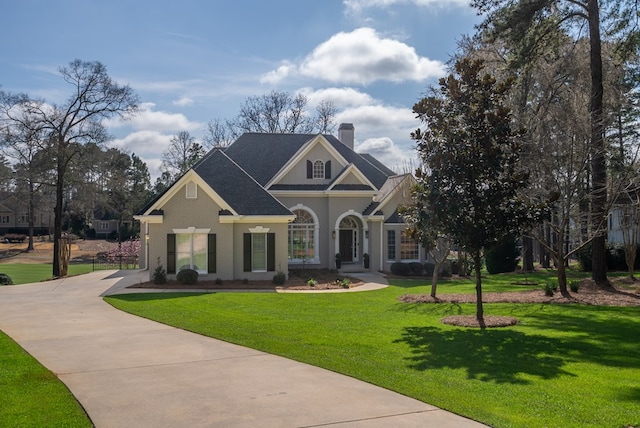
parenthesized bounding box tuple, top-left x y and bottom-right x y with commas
(261, 27, 446, 85)
(260, 62, 295, 85)
(105, 102, 202, 132)
(108, 130, 174, 180)
(297, 87, 376, 109)
(173, 97, 194, 107)
(356, 137, 415, 172)
(344, 0, 470, 14)
(337, 104, 415, 131)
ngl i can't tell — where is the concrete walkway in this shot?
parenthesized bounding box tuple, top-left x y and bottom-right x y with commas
(0, 270, 487, 427)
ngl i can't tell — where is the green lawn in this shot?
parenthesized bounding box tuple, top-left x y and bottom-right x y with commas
(0, 330, 92, 427)
(0, 264, 96, 285)
(105, 273, 640, 428)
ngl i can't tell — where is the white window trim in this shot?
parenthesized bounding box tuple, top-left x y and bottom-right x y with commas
(173, 227, 211, 274)
(186, 181, 197, 199)
(400, 231, 421, 262)
(288, 205, 320, 264)
(312, 159, 325, 179)
(251, 232, 268, 272)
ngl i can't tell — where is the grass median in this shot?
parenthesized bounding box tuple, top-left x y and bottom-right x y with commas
(105, 272, 640, 428)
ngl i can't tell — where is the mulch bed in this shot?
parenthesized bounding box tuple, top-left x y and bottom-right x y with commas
(129, 271, 364, 291)
(399, 278, 640, 328)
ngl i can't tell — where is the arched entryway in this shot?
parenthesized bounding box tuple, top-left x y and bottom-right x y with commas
(339, 216, 358, 262)
(334, 212, 368, 265)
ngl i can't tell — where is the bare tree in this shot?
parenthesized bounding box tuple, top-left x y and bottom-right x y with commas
(202, 118, 234, 149)
(1, 114, 54, 251)
(0, 60, 139, 277)
(314, 100, 338, 134)
(227, 90, 336, 136)
(161, 131, 205, 178)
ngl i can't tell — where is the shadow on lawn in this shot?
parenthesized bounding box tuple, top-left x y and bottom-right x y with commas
(395, 304, 640, 385)
(395, 326, 575, 384)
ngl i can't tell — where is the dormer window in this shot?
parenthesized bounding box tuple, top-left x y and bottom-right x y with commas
(313, 160, 324, 179)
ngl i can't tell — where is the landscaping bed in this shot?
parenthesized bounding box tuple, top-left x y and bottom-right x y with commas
(130, 270, 364, 291)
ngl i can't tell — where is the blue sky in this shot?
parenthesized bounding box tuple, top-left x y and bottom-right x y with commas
(1, 0, 480, 179)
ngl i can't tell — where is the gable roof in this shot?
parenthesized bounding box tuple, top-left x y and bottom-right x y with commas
(137, 150, 292, 217)
(223, 132, 393, 190)
(192, 150, 292, 216)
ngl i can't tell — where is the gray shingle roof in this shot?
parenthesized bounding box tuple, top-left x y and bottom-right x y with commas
(223, 132, 392, 189)
(193, 150, 292, 216)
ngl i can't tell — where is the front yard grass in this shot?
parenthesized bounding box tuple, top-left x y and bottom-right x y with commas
(0, 264, 96, 285)
(0, 330, 92, 427)
(105, 273, 640, 428)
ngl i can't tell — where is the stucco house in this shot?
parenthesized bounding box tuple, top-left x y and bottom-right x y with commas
(134, 124, 422, 281)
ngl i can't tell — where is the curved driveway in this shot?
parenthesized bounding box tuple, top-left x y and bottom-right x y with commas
(0, 270, 486, 427)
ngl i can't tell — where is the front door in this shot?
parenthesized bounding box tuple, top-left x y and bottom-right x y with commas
(339, 230, 353, 262)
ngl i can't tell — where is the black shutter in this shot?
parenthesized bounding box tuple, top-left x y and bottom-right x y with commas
(306, 160, 312, 178)
(167, 234, 176, 274)
(267, 233, 276, 271)
(208, 234, 216, 273)
(325, 160, 331, 179)
(243, 233, 252, 272)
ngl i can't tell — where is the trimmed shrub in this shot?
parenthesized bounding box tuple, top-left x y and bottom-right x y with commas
(272, 271, 286, 285)
(485, 237, 519, 274)
(408, 262, 424, 276)
(577, 243, 640, 272)
(439, 260, 452, 277)
(0, 273, 13, 285)
(177, 268, 198, 285)
(390, 262, 411, 276)
(152, 258, 167, 284)
(424, 262, 435, 277)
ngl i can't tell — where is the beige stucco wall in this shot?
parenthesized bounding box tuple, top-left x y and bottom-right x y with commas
(276, 194, 375, 270)
(278, 143, 343, 185)
(143, 182, 234, 281)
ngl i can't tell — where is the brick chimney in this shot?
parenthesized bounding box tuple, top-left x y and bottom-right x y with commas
(338, 123, 354, 150)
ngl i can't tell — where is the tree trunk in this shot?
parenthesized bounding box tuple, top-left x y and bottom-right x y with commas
(588, 0, 608, 283)
(52, 140, 65, 278)
(26, 180, 35, 252)
(474, 252, 485, 328)
(52, 177, 63, 277)
(522, 235, 534, 271)
(431, 264, 440, 298)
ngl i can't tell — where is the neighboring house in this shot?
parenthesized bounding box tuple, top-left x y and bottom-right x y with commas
(134, 124, 422, 281)
(608, 202, 640, 246)
(0, 192, 52, 236)
(91, 218, 131, 239)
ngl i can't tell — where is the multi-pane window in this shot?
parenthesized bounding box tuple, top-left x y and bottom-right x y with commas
(387, 230, 396, 261)
(400, 230, 419, 261)
(289, 209, 315, 261)
(176, 233, 207, 273)
(251, 233, 267, 271)
(313, 160, 324, 179)
(0, 215, 10, 224)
